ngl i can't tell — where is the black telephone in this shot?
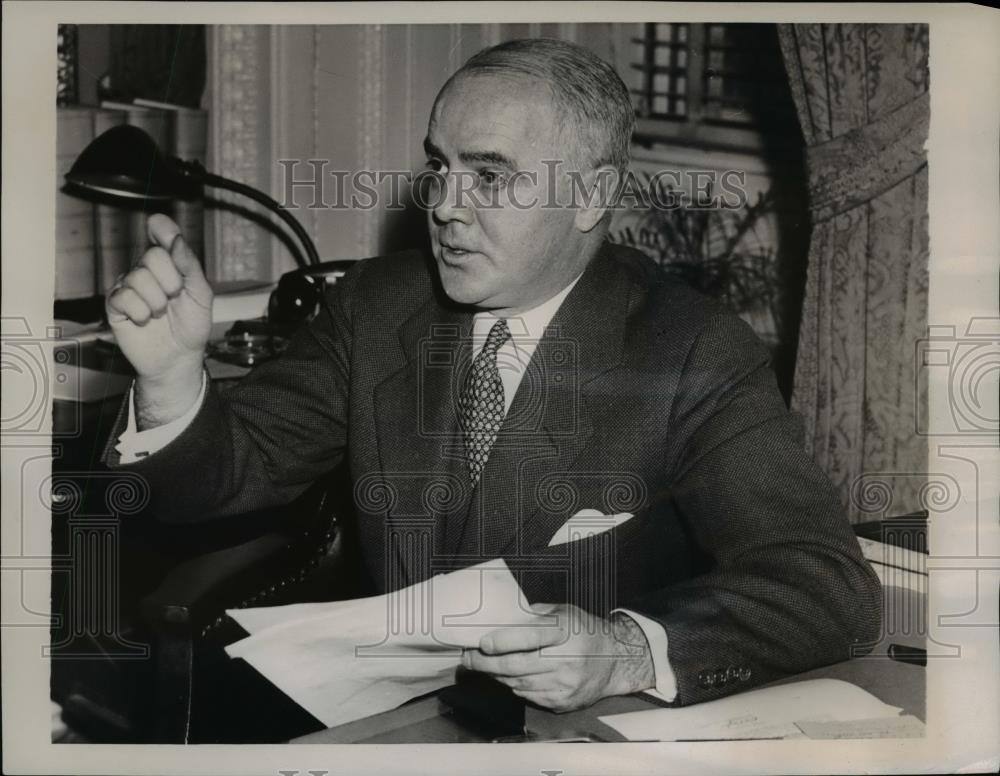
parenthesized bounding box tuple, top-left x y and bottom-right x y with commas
(214, 260, 357, 366)
(267, 259, 358, 330)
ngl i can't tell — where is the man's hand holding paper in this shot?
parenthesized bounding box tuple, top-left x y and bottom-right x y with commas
(225, 554, 657, 724)
(463, 602, 655, 712)
(224, 560, 546, 726)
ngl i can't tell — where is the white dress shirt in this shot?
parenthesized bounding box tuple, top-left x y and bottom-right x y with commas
(116, 274, 677, 701)
(115, 370, 207, 462)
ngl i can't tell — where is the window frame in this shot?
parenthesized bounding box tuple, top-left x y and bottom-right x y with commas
(624, 22, 798, 156)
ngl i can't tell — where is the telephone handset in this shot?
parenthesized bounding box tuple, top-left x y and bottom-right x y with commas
(217, 260, 358, 365)
(266, 259, 358, 330)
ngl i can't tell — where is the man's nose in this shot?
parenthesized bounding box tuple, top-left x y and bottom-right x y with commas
(431, 171, 475, 225)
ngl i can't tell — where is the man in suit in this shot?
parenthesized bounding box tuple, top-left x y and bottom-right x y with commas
(105, 38, 881, 714)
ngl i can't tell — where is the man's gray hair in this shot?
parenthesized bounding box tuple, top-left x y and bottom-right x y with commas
(450, 37, 635, 177)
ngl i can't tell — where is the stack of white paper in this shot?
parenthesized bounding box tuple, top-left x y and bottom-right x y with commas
(600, 679, 903, 741)
(225, 559, 548, 728)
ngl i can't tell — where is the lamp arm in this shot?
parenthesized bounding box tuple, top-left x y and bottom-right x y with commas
(172, 159, 319, 268)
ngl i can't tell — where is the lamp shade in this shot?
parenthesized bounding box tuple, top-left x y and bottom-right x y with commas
(63, 122, 318, 269)
(64, 124, 197, 200)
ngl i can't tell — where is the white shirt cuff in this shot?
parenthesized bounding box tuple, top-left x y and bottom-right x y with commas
(612, 608, 678, 703)
(115, 371, 208, 464)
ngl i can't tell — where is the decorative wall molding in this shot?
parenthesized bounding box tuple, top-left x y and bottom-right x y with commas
(267, 26, 289, 275)
(207, 25, 267, 281)
(265, 25, 317, 276)
(403, 26, 415, 172)
(311, 26, 321, 262)
(482, 23, 501, 47)
(558, 23, 579, 43)
(448, 24, 463, 72)
(357, 25, 385, 257)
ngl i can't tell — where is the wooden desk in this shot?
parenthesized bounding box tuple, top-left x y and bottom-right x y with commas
(292, 585, 925, 744)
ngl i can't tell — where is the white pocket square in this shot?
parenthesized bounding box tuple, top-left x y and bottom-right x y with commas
(548, 509, 635, 547)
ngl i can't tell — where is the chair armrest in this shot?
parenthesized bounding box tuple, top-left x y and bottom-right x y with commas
(120, 468, 350, 742)
(139, 531, 309, 631)
(137, 530, 314, 743)
(139, 471, 349, 633)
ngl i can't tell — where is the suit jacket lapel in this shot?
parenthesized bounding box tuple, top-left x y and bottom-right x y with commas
(371, 292, 474, 589)
(455, 243, 635, 559)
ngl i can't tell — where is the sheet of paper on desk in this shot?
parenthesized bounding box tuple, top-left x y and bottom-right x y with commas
(795, 715, 925, 739)
(225, 559, 546, 728)
(599, 679, 901, 741)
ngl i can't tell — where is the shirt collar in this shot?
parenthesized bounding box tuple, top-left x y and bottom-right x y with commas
(470, 273, 584, 368)
(471, 272, 584, 345)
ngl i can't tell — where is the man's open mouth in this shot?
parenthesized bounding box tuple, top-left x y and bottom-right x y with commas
(440, 242, 476, 258)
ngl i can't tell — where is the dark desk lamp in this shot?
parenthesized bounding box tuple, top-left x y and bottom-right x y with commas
(65, 124, 318, 267)
(65, 124, 351, 335)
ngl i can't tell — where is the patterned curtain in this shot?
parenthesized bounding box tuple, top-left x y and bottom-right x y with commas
(777, 24, 930, 523)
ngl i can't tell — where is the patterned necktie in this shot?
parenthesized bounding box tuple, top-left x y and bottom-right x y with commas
(457, 318, 511, 486)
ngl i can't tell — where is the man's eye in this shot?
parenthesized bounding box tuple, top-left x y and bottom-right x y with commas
(425, 158, 444, 173)
(478, 169, 508, 188)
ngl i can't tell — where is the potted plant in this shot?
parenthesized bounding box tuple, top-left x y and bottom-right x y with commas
(610, 174, 782, 350)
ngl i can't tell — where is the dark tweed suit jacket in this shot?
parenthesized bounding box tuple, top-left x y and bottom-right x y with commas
(107, 241, 882, 706)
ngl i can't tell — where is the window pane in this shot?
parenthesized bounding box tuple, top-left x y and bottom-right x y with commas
(630, 22, 797, 130)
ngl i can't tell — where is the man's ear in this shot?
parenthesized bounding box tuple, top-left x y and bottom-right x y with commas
(573, 165, 619, 233)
